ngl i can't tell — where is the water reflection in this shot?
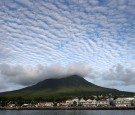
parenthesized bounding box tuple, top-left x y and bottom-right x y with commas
(0, 110, 135, 115)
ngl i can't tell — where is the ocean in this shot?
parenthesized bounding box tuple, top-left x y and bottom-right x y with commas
(0, 110, 135, 115)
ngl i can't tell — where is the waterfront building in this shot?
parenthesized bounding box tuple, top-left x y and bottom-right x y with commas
(72, 97, 79, 105)
(8, 104, 16, 108)
(114, 98, 131, 107)
(22, 104, 31, 107)
(7, 101, 16, 108)
(59, 102, 67, 106)
(66, 99, 72, 106)
(37, 102, 53, 107)
(66, 97, 79, 106)
(132, 99, 135, 106)
(44, 102, 53, 107)
(79, 98, 86, 106)
(96, 100, 110, 107)
(91, 99, 97, 107)
(38, 102, 46, 107)
(85, 99, 93, 107)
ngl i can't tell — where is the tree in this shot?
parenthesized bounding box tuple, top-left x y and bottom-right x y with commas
(16, 96, 24, 106)
(113, 95, 118, 100)
(72, 101, 77, 107)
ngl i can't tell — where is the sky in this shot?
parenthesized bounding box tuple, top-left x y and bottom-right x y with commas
(0, 0, 135, 92)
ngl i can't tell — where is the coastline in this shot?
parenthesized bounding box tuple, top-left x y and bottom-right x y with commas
(0, 107, 135, 110)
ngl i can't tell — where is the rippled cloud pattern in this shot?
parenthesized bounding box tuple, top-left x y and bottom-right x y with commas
(0, 0, 135, 92)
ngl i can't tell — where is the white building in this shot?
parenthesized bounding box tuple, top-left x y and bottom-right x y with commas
(114, 98, 131, 107)
(8, 101, 16, 108)
(66, 99, 72, 106)
(132, 99, 135, 106)
(79, 98, 86, 106)
(38, 102, 46, 107)
(72, 97, 79, 105)
(96, 100, 110, 107)
(58, 102, 67, 106)
(85, 99, 93, 107)
(38, 102, 53, 107)
(66, 97, 79, 106)
(8, 104, 16, 108)
(22, 104, 31, 107)
(45, 102, 53, 107)
(91, 99, 97, 107)
(79, 98, 97, 107)
(125, 98, 135, 101)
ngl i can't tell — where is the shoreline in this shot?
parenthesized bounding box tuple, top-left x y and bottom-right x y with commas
(0, 107, 135, 110)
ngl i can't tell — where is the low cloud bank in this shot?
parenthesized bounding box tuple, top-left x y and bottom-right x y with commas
(0, 63, 91, 86)
(0, 63, 135, 92)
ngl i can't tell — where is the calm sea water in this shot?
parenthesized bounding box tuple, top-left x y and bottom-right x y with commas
(0, 110, 134, 115)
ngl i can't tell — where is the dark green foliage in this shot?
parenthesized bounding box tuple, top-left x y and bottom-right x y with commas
(72, 101, 77, 107)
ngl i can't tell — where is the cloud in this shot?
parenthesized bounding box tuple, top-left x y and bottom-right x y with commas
(103, 64, 135, 86)
(0, 63, 91, 86)
(0, 47, 12, 61)
(0, 80, 7, 90)
(0, 0, 135, 69)
(0, 0, 135, 92)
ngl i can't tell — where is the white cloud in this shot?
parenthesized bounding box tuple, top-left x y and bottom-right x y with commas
(0, 63, 91, 86)
(103, 64, 135, 85)
(0, 0, 135, 91)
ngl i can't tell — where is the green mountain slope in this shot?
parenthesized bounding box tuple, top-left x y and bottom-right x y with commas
(0, 75, 134, 98)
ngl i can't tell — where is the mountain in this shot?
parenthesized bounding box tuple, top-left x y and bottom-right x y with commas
(0, 75, 134, 98)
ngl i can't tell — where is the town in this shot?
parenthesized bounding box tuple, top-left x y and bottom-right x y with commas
(0, 95, 135, 109)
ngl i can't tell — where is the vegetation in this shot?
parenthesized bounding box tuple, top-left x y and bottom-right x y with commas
(0, 75, 134, 101)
